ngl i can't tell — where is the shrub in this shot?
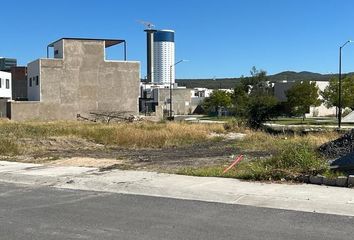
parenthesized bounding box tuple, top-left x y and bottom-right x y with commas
(235, 141, 328, 180)
(245, 94, 278, 129)
(223, 118, 246, 132)
(178, 140, 330, 181)
(267, 141, 327, 173)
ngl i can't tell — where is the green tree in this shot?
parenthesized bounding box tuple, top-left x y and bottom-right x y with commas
(241, 66, 272, 95)
(232, 83, 249, 117)
(203, 90, 232, 116)
(233, 67, 279, 128)
(245, 94, 278, 129)
(286, 81, 321, 120)
(321, 76, 354, 109)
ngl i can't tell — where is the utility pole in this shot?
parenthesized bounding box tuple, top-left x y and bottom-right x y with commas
(338, 40, 352, 129)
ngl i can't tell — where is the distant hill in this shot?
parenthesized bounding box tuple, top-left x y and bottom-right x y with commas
(176, 71, 354, 89)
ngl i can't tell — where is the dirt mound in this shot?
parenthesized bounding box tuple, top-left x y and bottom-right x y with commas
(48, 157, 124, 168)
(319, 130, 354, 159)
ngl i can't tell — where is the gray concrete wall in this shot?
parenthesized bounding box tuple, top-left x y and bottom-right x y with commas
(0, 100, 7, 118)
(12, 39, 140, 121)
(27, 60, 40, 101)
(155, 88, 199, 118)
(53, 40, 64, 59)
(9, 102, 77, 121)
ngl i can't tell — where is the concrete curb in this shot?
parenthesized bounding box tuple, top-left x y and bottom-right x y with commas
(309, 175, 323, 185)
(348, 175, 354, 188)
(336, 176, 348, 187)
(305, 174, 353, 188)
(323, 177, 336, 186)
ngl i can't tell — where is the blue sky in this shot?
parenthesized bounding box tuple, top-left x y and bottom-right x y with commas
(1, 0, 354, 78)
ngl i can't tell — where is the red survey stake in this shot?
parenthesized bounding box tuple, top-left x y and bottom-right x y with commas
(222, 155, 244, 174)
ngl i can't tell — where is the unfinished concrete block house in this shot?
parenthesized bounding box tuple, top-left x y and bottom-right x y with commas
(6, 38, 140, 121)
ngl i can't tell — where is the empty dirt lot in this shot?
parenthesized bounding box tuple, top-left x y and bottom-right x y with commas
(2, 136, 267, 172)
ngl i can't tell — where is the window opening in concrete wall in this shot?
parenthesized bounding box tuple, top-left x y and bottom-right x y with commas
(6, 79, 9, 89)
(29, 78, 32, 87)
(36, 76, 39, 86)
(105, 41, 126, 61)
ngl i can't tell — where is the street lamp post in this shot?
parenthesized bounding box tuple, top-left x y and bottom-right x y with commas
(169, 59, 188, 120)
(338, 40, 352, 129)
(144, 76, 148, 116)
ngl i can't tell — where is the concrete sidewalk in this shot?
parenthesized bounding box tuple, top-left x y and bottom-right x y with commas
(1, 161, 354, 216)
(265, 123, 354, 130)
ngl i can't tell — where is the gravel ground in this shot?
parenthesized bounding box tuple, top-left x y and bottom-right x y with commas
(319, 130, 354, 158)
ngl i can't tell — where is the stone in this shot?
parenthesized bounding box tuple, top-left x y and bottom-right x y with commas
(298, 175, 310, 183)
(323, 177, 336, 186)
(319, 129, 354, 159)
(348, 175, 354, 188)
(318, 130, 354, 173)
(310, 175, 323, 185)
(336, 176, 348, 187)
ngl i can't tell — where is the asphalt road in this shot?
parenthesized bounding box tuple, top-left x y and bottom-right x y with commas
(0, 182, 354, 240)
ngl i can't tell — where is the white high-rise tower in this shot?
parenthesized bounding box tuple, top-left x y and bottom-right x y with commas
(153, 30, 175, 85)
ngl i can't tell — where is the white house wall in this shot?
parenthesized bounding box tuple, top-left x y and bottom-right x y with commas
(0, 71, 12, 99)
(306, 81, 336, 117)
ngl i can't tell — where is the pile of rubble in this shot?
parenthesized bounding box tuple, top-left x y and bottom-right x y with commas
(77, 112, 144, 123)
(319, 129, 354, 159)
(319, 130, 354, 173)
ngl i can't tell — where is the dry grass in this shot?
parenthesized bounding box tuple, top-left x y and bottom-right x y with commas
(0, 121, 225, 149)
(0, 139, 20, 156)
(237, 130, 340, 152)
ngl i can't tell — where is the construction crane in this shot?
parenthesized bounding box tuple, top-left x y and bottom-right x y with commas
(138, 20, 155, 30)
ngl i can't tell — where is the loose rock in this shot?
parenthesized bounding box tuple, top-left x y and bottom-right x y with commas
(319, 130, 354, 158)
